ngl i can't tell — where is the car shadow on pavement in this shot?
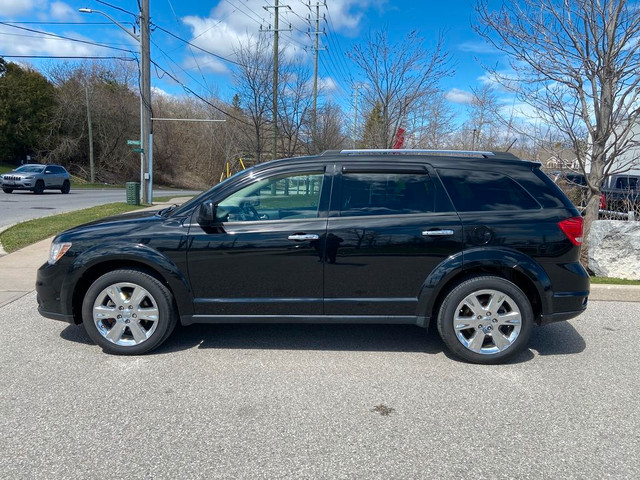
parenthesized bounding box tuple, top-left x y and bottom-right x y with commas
(158, 324, 445, 355)
(59, 319, 586, 359)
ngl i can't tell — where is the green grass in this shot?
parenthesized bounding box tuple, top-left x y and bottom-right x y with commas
(590, 277, 640, 285)
(0, 203, 145, 253)
(0, 163, 16, 174)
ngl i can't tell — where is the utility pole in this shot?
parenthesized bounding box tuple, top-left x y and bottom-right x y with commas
(140, 0, 152, 204)
(263, 1, 290, 160)
(308, 1, 325, 150)
(352, 83, 360, 148)
(85, 84, 95, 183)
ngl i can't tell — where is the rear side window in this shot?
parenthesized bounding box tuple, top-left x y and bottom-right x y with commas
(437, 169, 540, 212)
(340, 172, 440, 217)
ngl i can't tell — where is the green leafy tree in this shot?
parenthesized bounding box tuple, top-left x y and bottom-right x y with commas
(0, 60, 56, 163)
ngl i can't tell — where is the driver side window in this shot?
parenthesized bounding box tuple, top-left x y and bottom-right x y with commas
(217, 172, 324, 222)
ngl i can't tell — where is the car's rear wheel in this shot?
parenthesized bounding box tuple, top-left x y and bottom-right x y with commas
(81, 269, 178, 355)
(437, 276, 533, 364)
(61, 180, 70, 194)
(33, 180, 44, 194)
(2, 188, 12, 194)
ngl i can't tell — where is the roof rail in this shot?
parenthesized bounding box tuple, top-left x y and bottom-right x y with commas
(339, 149, 496, 157)
(337, 149, 522, 160)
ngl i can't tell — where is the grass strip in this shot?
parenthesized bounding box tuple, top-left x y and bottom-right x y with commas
(0, 203, 145, 253)
(590, 277, 640, 285)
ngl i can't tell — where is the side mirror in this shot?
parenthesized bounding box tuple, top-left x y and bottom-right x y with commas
(197, 201, 217, 227)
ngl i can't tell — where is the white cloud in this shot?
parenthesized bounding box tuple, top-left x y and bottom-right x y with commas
(181, 0, 385, 74)
(50, 2, 76, 21)
(0, 23, 99, 58)
(458, 41, 498, 54)
(445, 88, 474, 104)
(319, 76, 338, 93)
(0, 0, 39, 17)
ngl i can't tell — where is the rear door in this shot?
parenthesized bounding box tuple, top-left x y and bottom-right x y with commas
(323, 164, 463, 316)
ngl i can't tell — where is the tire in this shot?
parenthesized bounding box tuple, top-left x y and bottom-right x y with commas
(81, 269, 178, 355)
(61, 180, 70, 194)
(2, 188, 12, 194)
(437, 276, 533, 364)
(33, 180, 44, 194)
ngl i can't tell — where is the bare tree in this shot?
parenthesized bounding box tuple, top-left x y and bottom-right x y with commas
(277, 58, 313, 158)
(475, 0, 640, 256)
(411, 92, 458, 149)
(233, 35, 273, 163)
(309, 102, 348, 153)
(348, 30, 453, 148)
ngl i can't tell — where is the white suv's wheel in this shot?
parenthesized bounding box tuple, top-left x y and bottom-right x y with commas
(437, 276, 533, 364)
(82, 269, 177, 355)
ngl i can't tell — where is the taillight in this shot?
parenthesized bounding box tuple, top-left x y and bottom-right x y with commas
(558, 217, 584, 246)
(600, 193, 606, 210)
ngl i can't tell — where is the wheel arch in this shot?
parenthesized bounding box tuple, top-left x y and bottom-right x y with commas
(418, 248, 552, 327)
(68, 250, 193, 325)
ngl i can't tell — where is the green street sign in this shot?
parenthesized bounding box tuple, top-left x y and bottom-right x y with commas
(131, 148, 144, 153)
(127, 139, 141, 146)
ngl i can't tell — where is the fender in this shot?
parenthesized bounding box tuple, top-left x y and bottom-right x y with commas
(417, 247, 553, 321)
(59, 242, 193, 318)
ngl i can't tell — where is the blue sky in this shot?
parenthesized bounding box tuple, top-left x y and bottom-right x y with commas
(0, 0, 501, 119)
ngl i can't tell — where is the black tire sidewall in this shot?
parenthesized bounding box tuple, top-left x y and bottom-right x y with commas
(82, 269, 177, 355)
(61, 180, 70, 194)
(34, 180, 44, 194)
(437, 276, 534, 364)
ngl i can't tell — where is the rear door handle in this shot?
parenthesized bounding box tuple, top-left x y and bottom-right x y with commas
(422, 229, 455, 236)
(288, 234, 319, 241)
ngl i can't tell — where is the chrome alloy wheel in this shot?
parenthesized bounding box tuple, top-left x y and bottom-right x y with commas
(92, 282, 160, 346)
(453, 289, 522, 355)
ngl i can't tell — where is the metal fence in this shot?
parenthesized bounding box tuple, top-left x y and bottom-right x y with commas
(559, 183, 639, 221)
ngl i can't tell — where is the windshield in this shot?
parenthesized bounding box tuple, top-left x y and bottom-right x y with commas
(15, 165, 45, 173)
(167, 167, 255, 217)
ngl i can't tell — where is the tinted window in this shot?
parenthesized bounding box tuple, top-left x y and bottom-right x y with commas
(438, 169, 540, 212)
(217, 172, 324, 222)
(340, 173, 438, 217)
(15, 165, 44, 173)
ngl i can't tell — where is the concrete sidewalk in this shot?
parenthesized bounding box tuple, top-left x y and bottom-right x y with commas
(1, 197, 639, 307)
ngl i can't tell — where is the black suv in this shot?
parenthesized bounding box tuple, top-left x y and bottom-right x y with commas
(36, 150, 589, 364)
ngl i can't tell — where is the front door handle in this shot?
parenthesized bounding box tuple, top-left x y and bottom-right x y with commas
(422, 229, 455, 236)
(288, 234, 319, 241)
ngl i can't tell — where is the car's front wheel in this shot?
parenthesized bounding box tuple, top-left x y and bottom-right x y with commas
(2, 188, 12, 194)
(33, 180, 44, 194)
(82, 269, 178, 355)
(437, 276, 533, 364)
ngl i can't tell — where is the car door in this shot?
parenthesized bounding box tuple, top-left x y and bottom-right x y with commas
(187, 167, 332, 317)
(323, 164, 463, 317)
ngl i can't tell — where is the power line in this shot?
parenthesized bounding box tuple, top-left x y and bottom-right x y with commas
(0, 22, 136, 54)
(0, 55, 135, 60)
(152, 24, 246, 68)
(150, 59, 252, 126)
(95, 0, 137, 18)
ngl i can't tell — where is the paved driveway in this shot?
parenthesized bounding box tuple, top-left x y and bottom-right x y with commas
(1, 297, 637, 479)
(0, 188, 200, 228)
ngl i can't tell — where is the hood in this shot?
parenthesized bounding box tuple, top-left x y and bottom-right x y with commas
(57, 209, 164, 239)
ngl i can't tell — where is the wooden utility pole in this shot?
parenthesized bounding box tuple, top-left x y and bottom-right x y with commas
(309, 1, 325, 148)
(85, 84, 95, 183)
(263, 0, 291, 160)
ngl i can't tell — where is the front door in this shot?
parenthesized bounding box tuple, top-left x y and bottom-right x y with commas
(187, 169, 331, 317)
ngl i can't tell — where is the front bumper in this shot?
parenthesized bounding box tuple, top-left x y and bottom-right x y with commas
(35, 261, 78, 324)
(1, 179, 34, 190)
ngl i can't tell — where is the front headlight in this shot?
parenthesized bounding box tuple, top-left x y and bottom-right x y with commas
(48, 242, 72, 265)
(24, 176, 34, 180)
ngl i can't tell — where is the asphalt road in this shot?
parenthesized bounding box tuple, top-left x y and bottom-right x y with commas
(1, 296, 637, 479)
(0, 188, 201, 228)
